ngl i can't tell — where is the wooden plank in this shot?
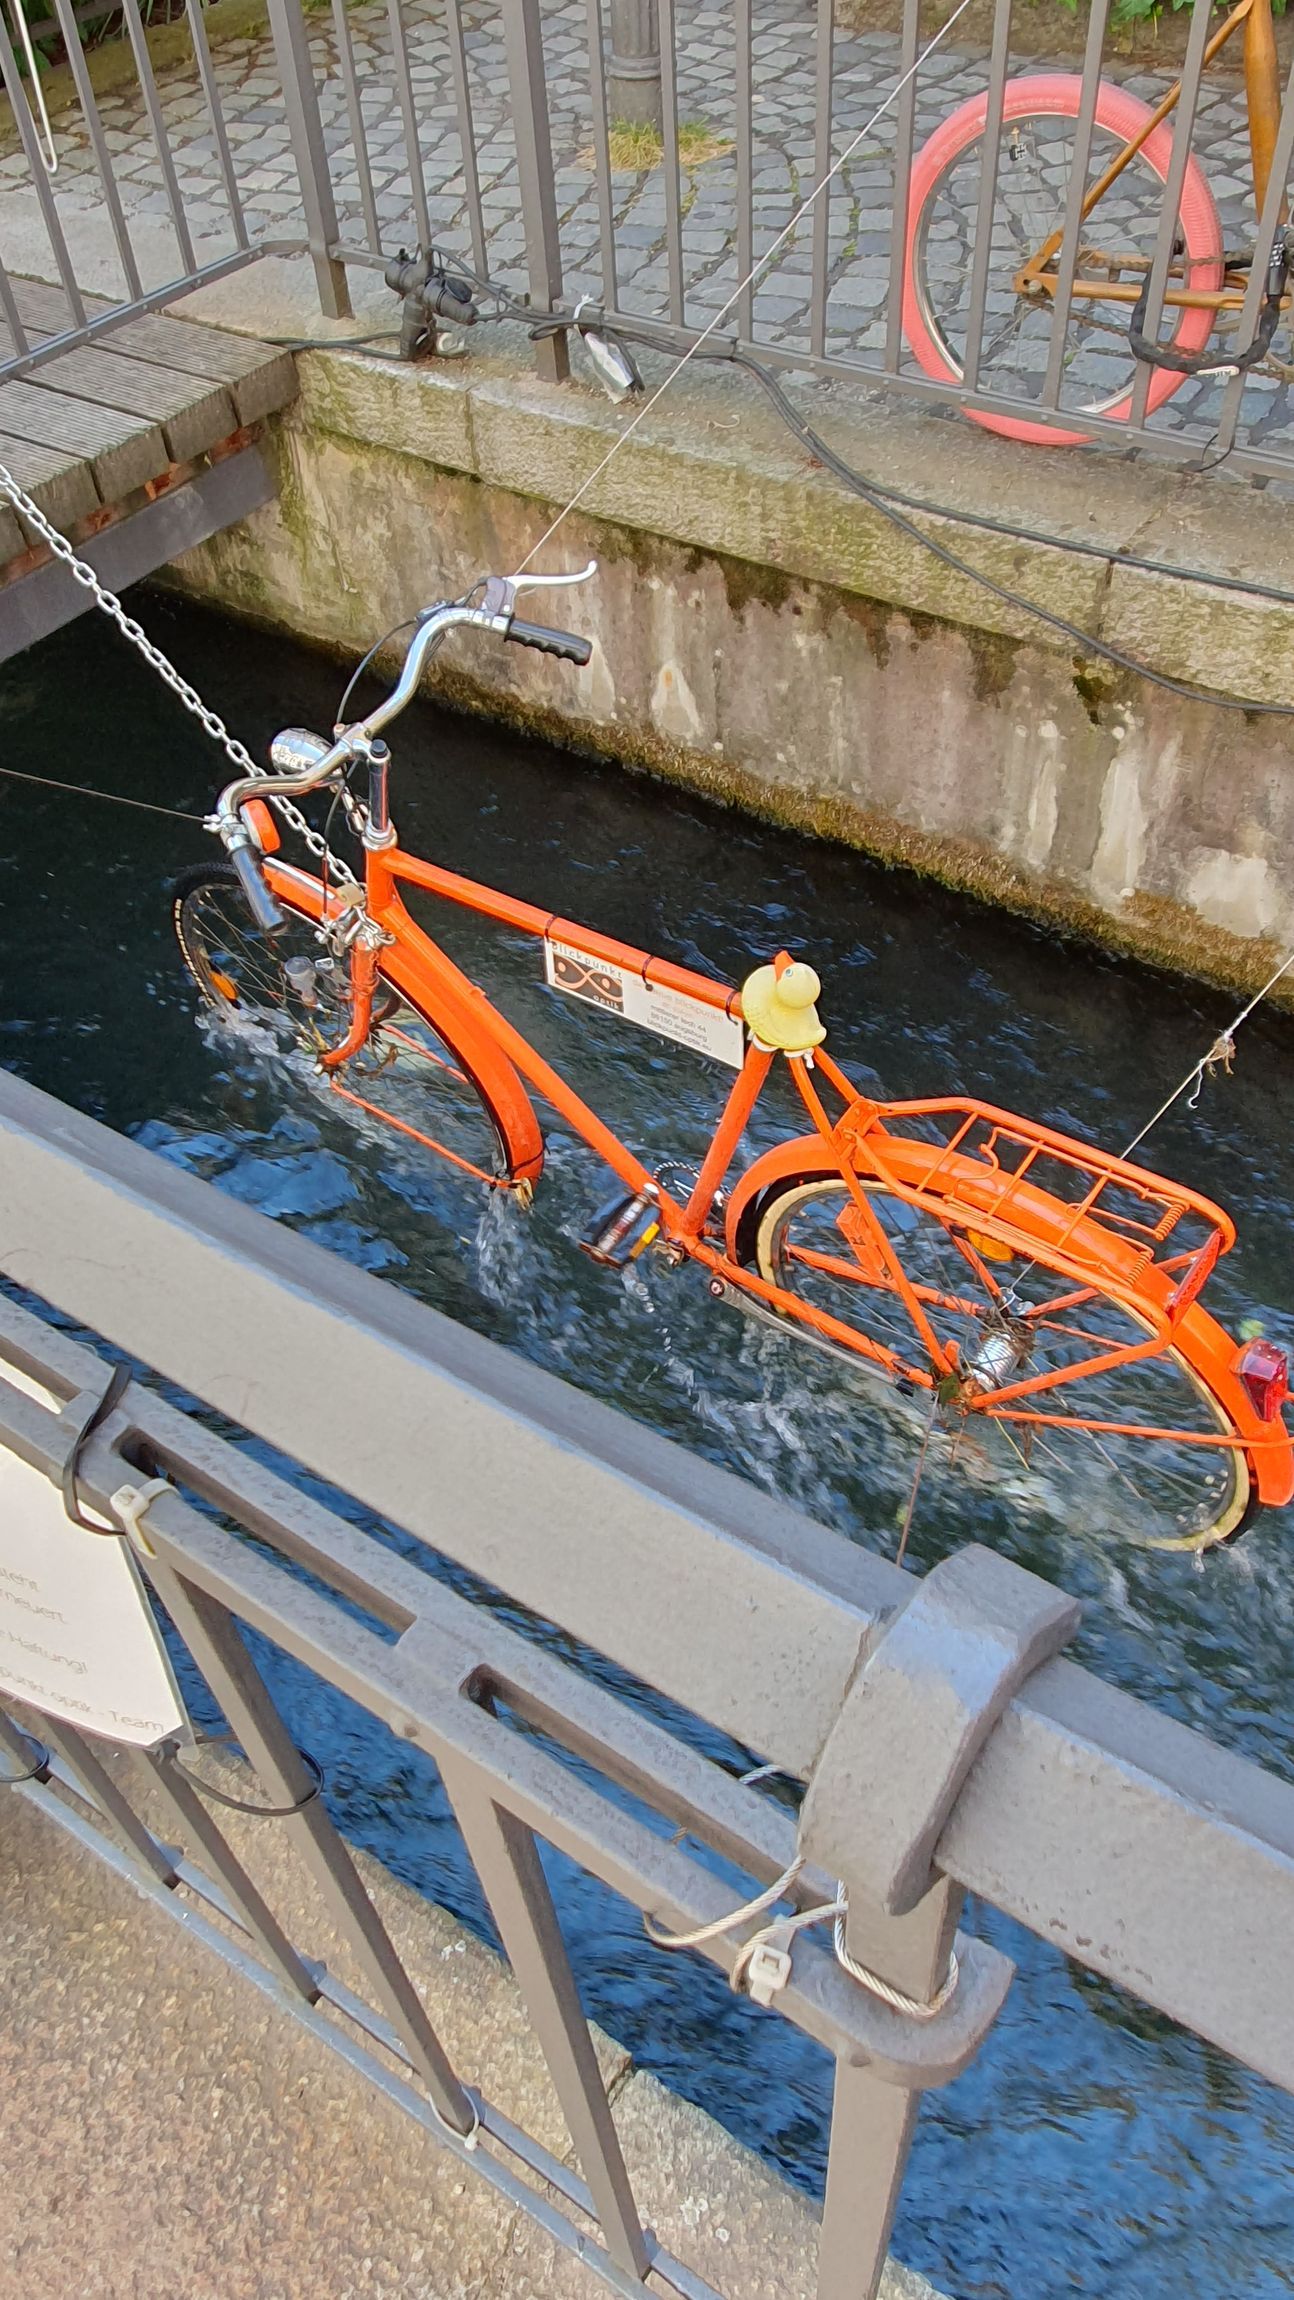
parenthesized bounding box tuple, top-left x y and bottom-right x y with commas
(0, 444, 273, 665)
(0, 334, 236, 464)
(0, 379, 167, 501)
(0, 431, 100, 531)
(9, 281, 298, 428)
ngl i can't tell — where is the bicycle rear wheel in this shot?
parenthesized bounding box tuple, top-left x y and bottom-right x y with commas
(173, 863, 535, 1189)
(741, 1168, 1253, 1549)
(903, 75, 1224, 446)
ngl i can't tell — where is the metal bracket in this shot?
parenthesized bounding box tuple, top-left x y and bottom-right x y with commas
(800, 1544, 1081, 1917)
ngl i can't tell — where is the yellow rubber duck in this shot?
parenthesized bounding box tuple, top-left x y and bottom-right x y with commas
(741, 949, 826, 1054)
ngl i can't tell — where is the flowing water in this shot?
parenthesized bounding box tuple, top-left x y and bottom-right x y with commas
(3, 593, 1294, 2299)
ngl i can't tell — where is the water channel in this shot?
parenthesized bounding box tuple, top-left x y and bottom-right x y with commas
(2, 592, 1293, 2298)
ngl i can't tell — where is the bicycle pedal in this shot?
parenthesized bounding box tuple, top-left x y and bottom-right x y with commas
(580, 1192, 660, 1268)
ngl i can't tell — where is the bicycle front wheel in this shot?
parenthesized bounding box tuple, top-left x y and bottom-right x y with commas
(904, 75, 1224, 446)
(173, 863, 536, 1189)
(745, 1170, 1252, 1549)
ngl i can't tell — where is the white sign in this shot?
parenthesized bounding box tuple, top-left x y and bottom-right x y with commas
(0, 1364, 189, 1748)
(544, 938, 746, 1069)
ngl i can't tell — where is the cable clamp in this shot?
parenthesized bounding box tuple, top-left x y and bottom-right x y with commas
(108, 1476, 174, 1558)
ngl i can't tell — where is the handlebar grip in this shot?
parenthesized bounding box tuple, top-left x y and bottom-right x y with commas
(505, 618, 592, 667)
(229, 838, 286, 935)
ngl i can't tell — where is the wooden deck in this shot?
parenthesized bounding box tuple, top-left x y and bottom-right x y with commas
(0, 281, 297, 661)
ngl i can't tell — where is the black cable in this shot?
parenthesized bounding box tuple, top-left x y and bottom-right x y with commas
(726, 347, 1294, 718)
(266, 326, 403, 352)
(336, 615, 420, 724)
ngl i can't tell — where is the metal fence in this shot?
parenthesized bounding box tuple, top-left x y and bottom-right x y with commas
(1, 1064, 1294, 2299)
(7, 0, 1294, 477)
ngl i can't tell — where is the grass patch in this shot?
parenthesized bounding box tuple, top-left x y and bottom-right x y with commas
(601, 116, 732, 173)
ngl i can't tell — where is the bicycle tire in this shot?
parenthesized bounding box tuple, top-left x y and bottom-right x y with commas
(903, 74, 1224, 447)
(173, 862, 543, 1191)
(733, 1161, 1255, 1549)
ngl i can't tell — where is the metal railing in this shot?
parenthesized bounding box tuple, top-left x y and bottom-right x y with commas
(1, 1064, 1293, 2300)
(6, 0, 1294, 480)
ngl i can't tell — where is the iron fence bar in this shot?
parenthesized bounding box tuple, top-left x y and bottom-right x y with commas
(1127, 0, 1213, 431)
(818, 2064, 919, 2300)
(328, 0, 380, 256)
(734, 0, 753, 341)
(385, 0, 432, 251)
(263, 0, 351, 319)
(959, 0, 1013, 392)
(444, 1763, 654, 2283)
(444, 0, 486, 276)
(0, 9, 86, 327)
(33, 1713, 182, 1887)
(1039, 0, 1112, 411)
(119, 0, 196, 273)
(816, 1880, 962, 2300)
(48, 0, 145, 295)
(1212, 53, 1294, 457)
(883, 0, 920, 375)
(657, 0, 684, 325)
(142, 1558, 479, 2135)
(0, 257, 31, 358)
(184, 0, 250, 252)
(138, 1745, 321, 2000)
(809, 0, 834, 361)
(586, 0, 619, 303)
(7, 1081, 1294, 2082)
(501, 0, 569, 382)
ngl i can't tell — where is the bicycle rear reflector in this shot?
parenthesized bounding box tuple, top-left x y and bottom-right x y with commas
(1237, 1339, 1289, 1421)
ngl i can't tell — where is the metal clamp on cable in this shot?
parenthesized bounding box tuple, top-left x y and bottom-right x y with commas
(800, 1544, 1081, 1923)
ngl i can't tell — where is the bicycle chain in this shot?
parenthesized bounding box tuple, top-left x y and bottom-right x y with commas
(0, 458, 353, 883)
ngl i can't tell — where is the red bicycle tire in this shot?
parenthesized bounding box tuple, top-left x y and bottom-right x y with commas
(902, 74, 1225, 447)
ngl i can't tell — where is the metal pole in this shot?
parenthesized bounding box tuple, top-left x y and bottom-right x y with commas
(263, 0, 351, 319)
(607, 0, 662, 130)
(502, 0, 570, 382)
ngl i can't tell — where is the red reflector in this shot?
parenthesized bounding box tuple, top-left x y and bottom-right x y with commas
(240, 798, 281, 856)
(1237, 1339, 1289, 1422)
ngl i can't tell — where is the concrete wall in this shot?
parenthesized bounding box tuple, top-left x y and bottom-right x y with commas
(167, 324, 1294, 996)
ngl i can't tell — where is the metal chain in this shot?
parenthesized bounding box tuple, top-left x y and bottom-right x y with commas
(0, 459, 353, 883)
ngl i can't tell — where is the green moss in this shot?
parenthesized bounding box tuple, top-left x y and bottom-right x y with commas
(1072, 656, 1123, 726)
(965, 623, 1020, 704)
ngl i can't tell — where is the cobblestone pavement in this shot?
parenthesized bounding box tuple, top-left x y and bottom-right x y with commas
(7, 0, 1293, 464)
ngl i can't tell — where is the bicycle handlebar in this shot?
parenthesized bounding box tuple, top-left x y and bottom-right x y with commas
(505, 619, 592, 665)
(211, 579, 595, 920)
(228, 831, 286, 935)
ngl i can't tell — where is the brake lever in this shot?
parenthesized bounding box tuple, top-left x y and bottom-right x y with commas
(481, 560, 598, 620)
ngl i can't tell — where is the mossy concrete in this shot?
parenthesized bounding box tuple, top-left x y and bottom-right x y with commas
(162, 319, 1294, 1000)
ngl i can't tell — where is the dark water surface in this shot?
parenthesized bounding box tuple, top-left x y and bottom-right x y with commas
(3, 595, 1294, 2299)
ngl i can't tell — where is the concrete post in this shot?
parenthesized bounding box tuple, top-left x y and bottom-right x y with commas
(607, 0, 663, 130)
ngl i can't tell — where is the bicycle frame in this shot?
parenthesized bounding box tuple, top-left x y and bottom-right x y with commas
(1016, 0, 1284, 315)
(256, 834, 1290, 1491)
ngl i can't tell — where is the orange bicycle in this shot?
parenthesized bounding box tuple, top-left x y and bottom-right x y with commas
(173, 563, 1294, 1550)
